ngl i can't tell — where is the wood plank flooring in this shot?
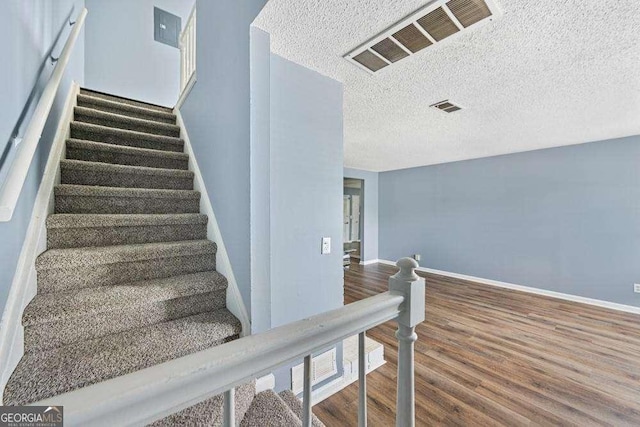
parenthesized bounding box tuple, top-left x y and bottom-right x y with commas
(315, 263, 640, 426)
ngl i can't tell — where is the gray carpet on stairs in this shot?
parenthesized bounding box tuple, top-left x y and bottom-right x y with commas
(4, 88, 325, 427)
(279, 390, 325, 427)
(66, 139, 189, 170)
(4, 90, 242, 412)
(149, 380, 256, 427)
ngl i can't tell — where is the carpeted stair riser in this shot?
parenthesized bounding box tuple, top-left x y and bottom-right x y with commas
(149, 381, 256, 426)
(279, 390, 325, 427)
(71, 122, 184, 153)
(36, 240, 217, 293)
(60, 160, 194, 190)
(241, 390, 303, 427)
(66, 139, 189, 170)
(80, 89, 172, 113)
(74, 107, 181, 138)
(47, 214, 208, 249)
(54, 185, 200, 215)
(25, 289, 227, 351)
(77, 94, 177, 124)
(4, 309, 241, 406)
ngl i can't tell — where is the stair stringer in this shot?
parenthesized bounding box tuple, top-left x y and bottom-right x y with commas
(174, 110, 251, 336)
(0, 82, 80, 403)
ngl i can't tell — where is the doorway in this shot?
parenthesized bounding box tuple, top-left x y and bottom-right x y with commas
(343, 178, 363, 268)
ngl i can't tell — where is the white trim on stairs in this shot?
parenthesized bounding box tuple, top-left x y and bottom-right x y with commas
(175, 72, 196, 111)
(174, 110, 251, 336)
(377, 259, 640, 315)
(0, 82, 80, 403)
(255, 374, 275, 393)
(359, 259, 380, 266)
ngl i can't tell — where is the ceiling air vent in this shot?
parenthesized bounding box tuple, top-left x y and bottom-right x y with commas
(344, 0, 501, 74)
(431, 100, 463, 113)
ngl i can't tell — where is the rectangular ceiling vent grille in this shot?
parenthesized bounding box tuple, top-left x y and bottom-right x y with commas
(345, 0, 501, 74)
(431, 100, 463, 113)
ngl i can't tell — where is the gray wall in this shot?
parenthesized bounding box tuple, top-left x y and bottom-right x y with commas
(270, 54, 344, 327)
(344, 168, 379, 262)
(379, 136, 640, 307)
(269, 54, 344, 390)
(84, 0, 194, 107)
(0, 0, 85, 315)
(250, 27, 271, 334)
(180, 0, 268, 317)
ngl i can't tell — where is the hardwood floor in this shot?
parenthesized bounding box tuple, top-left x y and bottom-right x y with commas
(315, 263, 640, 426)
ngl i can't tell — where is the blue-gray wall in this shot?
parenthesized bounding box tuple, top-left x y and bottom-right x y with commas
(0, 0, 85, 315)
(249, 27, 272, 334)
(379, 136, 640, 307)
(270, 54, 344, 327)
(84, 0, 194, 107)
(180, 0, 268, 316)
(269, 54, 344, 391)
(344, 168, 379, 262)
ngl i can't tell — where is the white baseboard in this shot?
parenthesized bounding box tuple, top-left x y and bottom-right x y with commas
(359, 259, 380, 266)
(174, 110, 251, 336)
(0, 82, 79, 403)
(255, 373, 275, 393)
(175, 73, 197, 110)
(378, 260, 640, 315)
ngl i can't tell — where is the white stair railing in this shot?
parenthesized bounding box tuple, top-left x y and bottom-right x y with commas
(179, 5, 197, 96)
(33, 258, 425, 427)
(0, 8, 87, 222)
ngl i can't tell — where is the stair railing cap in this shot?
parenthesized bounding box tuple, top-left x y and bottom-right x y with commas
(393, 257, 419, 281)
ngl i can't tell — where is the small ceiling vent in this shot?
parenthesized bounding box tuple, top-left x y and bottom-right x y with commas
(345, 0, 501, 74)
(431, 100, 463, 113)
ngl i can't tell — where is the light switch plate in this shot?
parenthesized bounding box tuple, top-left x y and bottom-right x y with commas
(634, 284, 640, 294)
(321, 237, 331, 255)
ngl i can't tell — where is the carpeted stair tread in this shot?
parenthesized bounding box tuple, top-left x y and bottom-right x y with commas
(149, 381, 256, 426)
(80, 88, 172, 113)
(279, 390, 325, 427)
(36, 240, 217, 293)
(74, 106, 181, 137)
(77, 94, 176, 124)
(37, 239, 216, 270)
(4, 309, 242, 406)
(54, 184, 199, 200)
(24, 271, 227, 326)
(60, 159, 194, 190)
(23, 272, 228, 351)
(54, 185, 200, 215)
(46, 213, 208, 248)
(66, 139, 189, 170)
(241, 390, 303, 427)
(71, 122, 184, 153)
(47, 213, 207, 229)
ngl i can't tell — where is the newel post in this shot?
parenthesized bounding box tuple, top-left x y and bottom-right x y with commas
(389, 258, 425, 427)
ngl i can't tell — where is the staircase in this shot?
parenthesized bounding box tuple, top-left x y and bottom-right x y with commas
(3, 89, 325, 426)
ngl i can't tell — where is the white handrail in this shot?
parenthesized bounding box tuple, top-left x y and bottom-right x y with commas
(0, 8, 87, 222)
(33, 258, 425, 427)
(34, 292, 404, 425)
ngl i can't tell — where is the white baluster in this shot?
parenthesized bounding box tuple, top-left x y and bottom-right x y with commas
(223, 388, 235, 427)
(302, 355, 312, 427)
(358, 331, 367, 427)
(389, 258, 425, 427)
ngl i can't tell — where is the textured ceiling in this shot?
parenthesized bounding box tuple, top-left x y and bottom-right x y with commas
(254, 0, 640, 171)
